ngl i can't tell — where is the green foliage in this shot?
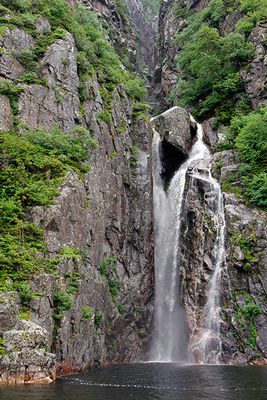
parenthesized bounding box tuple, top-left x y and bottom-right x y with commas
(221, 109, 267, 208)
(173, 0, 265, 123)
(108, 279, 121, 299)
(236, 0, 267, 35)
(81, 305, 93, 320)
(235, 110, 267, 166)
(132, 102, 150, 119)
(0, 79, 24, 115)
(231, 233, 258, 270)
(18, 309, 30, 320)
(117, 304, 126, 315)
(0, 337, 6, 355)
(16, 281, 34, 305)
(99, 256, 117, 276)
(97, 111, 112, 125)
(94, 311, 103, 327)
(11, 48, 37, 71)
(99, 257, 121, 300)
(235, 294, 261, 348)
(15, 71, 45, 85)
(60, 246, 81, 260)
(0, 128, 95, 290)
(125, 78, 147, 102)
(176, 24, 254, 122)
(53, 290, 73, 320)
(66, 272, 81, 294)
(129, 145, 139, 171)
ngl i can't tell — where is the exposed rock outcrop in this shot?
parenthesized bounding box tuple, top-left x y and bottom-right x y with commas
(243, 24, 267, 108)
(0, 95, 13, 131)
(151, 106, 196, 156)
(0, 11, 153, 383)
(124, 0, 158, 74)
(177, 146, 267, 365)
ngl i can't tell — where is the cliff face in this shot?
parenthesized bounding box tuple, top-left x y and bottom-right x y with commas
(124, 0, 159, 74)
(156, 0, 267, 364)
(0, 0, 153, 384)
(155, 0, 267, 111)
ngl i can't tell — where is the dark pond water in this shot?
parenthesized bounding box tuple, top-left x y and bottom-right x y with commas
(0, 363, 267, 400)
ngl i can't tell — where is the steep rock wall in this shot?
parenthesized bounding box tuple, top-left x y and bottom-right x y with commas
(124, 0, 158, 75)
(0, 3, 153, 384)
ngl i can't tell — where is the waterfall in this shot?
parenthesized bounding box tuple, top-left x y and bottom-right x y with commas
(150, 116, 226, 364)
(190, 167, 226, 364)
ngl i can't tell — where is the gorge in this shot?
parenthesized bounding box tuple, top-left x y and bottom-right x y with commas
(0, 0, 267, 389)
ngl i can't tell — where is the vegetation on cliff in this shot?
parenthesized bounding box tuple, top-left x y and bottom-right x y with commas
(0, 127, 96, 291)
(222, 108, 267, 208)
(0, 0, 147, 294)
(173, 0, 267, 209)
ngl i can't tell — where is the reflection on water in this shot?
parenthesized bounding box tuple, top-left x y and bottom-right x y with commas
(0, 364, 267, 400)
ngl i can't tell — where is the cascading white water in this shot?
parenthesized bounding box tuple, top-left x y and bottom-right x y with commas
(190, 166, 226, 364)
(150, 113, 226, 364)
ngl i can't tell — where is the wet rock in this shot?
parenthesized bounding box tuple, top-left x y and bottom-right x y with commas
(220, 197, 267, 364)
(151, 106, 196, 156)
(202, 119, 226, 153)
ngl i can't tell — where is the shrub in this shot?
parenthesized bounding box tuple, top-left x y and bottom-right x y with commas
(117, 304, 126, 315)
(177, 25, 254, 121)
(94, 311, 103, 327)
(99, 256, 117, 276)
(125, 78, 147, 102)
(0, 337, 6, 355)
(220, 109, 267, 208)
(60, 246, 81, 260)
(16, 281, 34, 305)
(0, 80, 24, 114)
(108, 279, 120, 299)
(81, 305, 93, 320)
(173, 0, 258, 123)
(0, 127, 96, 289)
(53, 290, 73, 320)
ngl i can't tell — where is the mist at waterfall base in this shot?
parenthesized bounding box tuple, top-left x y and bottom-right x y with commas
(1, 364, 267, 400)
(150, 109, 226, 364)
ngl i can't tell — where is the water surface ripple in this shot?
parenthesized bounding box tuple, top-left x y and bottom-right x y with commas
(0, 364, 266, 400)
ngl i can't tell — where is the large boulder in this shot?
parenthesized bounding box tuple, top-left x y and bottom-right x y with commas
(151, 106, 196, 156)
(150, 106, 197, 185)
(0, 320, 56, 384)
